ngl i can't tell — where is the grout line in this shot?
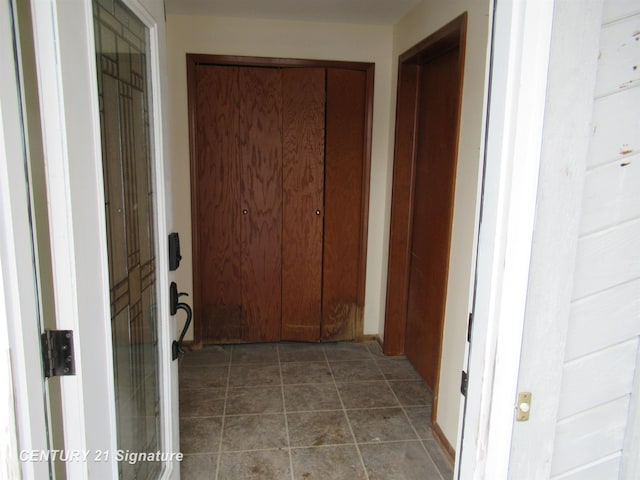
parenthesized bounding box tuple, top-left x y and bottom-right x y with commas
(277, 345, 296, 480)
(213, 348, 233, 480)
(325, 345, 371, 480)
(375, 360, 444, 480)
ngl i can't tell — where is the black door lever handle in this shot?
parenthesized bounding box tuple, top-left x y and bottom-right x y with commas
(169, 282, 192, 360)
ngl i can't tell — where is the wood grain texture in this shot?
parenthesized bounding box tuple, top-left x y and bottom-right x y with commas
(322, 68, 367, 341)
(239, 67, 283, 343)
(193, 65, 244, 342)
(281, 68, 325, 341)
(405, 46, 461, 392)
(383, 63, 420, 356)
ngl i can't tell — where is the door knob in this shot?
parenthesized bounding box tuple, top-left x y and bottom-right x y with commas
(242, 209, 248, 215)
(315, 210, 321, 216)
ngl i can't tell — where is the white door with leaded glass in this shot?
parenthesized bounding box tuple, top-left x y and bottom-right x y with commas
(29, 0, 179, 478)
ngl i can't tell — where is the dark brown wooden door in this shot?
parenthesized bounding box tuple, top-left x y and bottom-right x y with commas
(322, 68, 368, 340)
(193, 65, 243, 341)
(190, 57, 372, 345)
(281, 68, 326, 341)
(405, 46, 461, 390)
(238, 67, 283, 342)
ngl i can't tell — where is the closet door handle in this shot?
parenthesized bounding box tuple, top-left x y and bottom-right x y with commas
(242, 209, 249, 215)
(315, 210, 321, 216)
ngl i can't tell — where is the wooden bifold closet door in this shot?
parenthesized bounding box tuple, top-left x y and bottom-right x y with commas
(189, 58, 369, 344)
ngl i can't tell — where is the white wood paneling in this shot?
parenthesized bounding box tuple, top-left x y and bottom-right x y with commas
(551, 454, 621, 480)
(580, 155, 640, 235)
(557, 338, 638, 419)
(588, 87, 640, 168)
(602, 0, 640, 23)
(566, 278, 640, 360)
(620, 337, 640, 478)
(571, 218, 640, 300)
(551, 396, 629, 476)
(594, 14, 640, 97)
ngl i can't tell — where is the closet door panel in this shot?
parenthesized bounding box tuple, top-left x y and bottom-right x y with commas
(282, 68, 325, 341)
(322, 68, 367, 340)
(238, 67, 283, 342)
(194, 65, 243, 341)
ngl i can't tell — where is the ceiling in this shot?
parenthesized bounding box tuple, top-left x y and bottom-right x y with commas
(164, 0, 423, 26)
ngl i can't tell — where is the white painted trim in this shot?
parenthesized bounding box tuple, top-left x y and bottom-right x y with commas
(30, 0, 117, 477)
(457, 0, 555, 477)
(0, 1, 50, 478)
(507, 0, 604, 477)
(620, 342, 640, 478)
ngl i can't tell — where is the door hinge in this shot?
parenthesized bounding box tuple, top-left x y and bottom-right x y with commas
(461, 370, 468, 396)
(41, 330, 76, 378)
(467, 312, 473, 342)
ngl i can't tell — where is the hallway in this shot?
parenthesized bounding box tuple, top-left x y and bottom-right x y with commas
(179, 341, 453, 479)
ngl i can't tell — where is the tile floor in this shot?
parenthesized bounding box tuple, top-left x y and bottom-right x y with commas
(179, 341, 453, 480)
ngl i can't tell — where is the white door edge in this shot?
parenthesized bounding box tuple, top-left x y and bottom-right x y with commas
(457, 0, 555, 478)
(0, 0, 51, 478)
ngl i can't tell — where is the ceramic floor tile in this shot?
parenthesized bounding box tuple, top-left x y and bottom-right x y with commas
(323, 342, 373, 361)
(291, 445, 367, 480)
(337, 381, 399, 409)
(181, 346, 231, 367)
(284, 383, 342, 412)
(179, 366, 229, 389)
(389, 380, 433, 406)
(405, 406, 434, 439)
(180, 453, 217, 479)
(179, 388, 226, 417)
(287, 410, 354, 447)
(281, 361, 333, 384)
(424, 438, 454, 479)
(231, 344, 279, 364)
(360, 441, 443, 480)
(347, 407, 418, 443)
(376, 358, 422, 381)
(218, 449, 291, 480)
(225, 386, 283, 415)
(179, 417, 222, 454)
(329, 360, 385, 382)
(365, 341, 385, 357)
(278, 343, 326, 362)
(222, 413, 287, 451)
(228, 363, 281, 387)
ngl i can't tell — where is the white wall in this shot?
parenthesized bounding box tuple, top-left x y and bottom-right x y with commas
(166, 15, 393, 340)
(391, 0, 492, 444)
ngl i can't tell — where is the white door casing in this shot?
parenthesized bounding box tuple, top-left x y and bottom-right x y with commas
(29, 0, 178, 478)
(0, 0, 50, 477)
(456, 0, 554, 477)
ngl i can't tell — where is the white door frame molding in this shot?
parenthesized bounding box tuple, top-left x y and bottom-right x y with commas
(508, 0, 604, 477)
(457, 0, 555, 477)
(0, 0, 50, 477)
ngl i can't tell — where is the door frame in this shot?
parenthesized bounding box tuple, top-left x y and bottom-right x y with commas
(26, 0, 179, 478)
(0, 0, 50, 476)
(186, 54, 374, 346)
(456, 0, 555, 477)
(383, 14, 467, 433)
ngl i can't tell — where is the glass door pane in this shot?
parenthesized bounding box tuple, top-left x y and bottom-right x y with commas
(93, 1, 160, 478)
